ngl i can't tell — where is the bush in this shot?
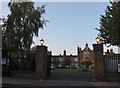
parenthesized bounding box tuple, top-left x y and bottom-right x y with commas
(81, 69, 88, 72)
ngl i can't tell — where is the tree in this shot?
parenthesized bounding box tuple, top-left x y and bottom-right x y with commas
(81, 61, 93, 68)
(62, 58, 71, 67)
(2, 1, 47, 71)
(96, 1, 120, 47)
(52, 58, 60, 67)
(27, 47, 36, 71)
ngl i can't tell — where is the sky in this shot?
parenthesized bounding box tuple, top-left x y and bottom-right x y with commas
(1, 1, 119, 55)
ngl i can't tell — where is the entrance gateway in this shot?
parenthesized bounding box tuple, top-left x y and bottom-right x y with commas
(51, 43, 94, 69)
(36, 43, 120, 81)
(2, 42, 119, 81)
(36, 44, 95, 81)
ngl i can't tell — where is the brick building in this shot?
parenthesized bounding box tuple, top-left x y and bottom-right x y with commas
(52, 43, 94, 68)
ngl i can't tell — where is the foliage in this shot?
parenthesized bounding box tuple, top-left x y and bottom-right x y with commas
(96, 1, 120, 47)
(56, 68, 81, 72)
(62, 58, 71, 67)
(2, 1, 47, 71)
(26, 47, 36, 71)
(56, 68, 95, 72)
(52, 58, 60, 67)
(81, 68, 95, 72)
(81, 68, 88, 72)
(81, 61, 93, 68)
(10, 47, 36, 71)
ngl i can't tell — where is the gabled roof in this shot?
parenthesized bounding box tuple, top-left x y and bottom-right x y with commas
(82, 43, 92, 51)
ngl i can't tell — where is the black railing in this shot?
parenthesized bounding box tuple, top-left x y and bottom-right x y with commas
(104, 54, 120, 73)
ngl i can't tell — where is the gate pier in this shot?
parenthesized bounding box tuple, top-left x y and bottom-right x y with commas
(93, 44, 104, 81)
(35, 45, 51, 80)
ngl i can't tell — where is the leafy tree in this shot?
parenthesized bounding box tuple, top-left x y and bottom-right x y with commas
(52, 58, 60, 67)
(26, 47, 36, 71)
(2, 1, 47, 71)
(62, 58, 71, 67)
(81, 61, 93, 68)
(96, 1, 120, 47)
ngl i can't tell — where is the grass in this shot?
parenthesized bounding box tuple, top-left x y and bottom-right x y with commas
(80, 68, 95, 72)
(55, 68, 95, 72)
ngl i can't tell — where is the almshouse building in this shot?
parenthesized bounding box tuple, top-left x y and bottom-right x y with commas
(51, 43, 94, 68)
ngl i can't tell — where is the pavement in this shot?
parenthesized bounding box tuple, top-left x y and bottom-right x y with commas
(1, 77, 120, 88)
(1, 71, 120, 88)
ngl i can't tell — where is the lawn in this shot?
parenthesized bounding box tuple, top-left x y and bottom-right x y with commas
(55, 68, 95, 72)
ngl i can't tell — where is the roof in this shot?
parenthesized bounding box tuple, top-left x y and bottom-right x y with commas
(82, 43, 92, 51)
(52, 55, 77, 58)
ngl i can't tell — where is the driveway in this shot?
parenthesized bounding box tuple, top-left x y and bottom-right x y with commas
(47, 70, 95, 81)
(2, 70, 120, 88)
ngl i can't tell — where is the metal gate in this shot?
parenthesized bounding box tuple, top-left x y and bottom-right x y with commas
(104, 54, 120, 73)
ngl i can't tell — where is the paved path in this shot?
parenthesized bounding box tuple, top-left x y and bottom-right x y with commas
(2, 77, 93, 86)
(48, 71, 95, 81)
(2, 77, 120, 87)
(2, 71, 120, 87)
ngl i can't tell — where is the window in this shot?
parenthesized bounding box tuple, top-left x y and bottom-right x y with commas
(74, 58, 78, 62)
(84, 52, 90, 60)
(59, 58, 63, 62)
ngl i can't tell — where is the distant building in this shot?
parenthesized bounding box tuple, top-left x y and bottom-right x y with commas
(51, 43, 94, 68)
(118, 47, 120, 54)
(105, 49, 115, 56)
(78, 43, 94, 68)
(51, 50, 78, 68)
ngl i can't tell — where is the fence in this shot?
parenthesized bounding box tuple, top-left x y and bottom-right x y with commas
(2, 46, 52, 79)
(104, 54, 120, 73)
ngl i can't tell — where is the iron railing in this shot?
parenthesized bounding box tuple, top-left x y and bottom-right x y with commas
(104, 54, 120, 73)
